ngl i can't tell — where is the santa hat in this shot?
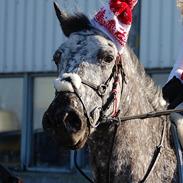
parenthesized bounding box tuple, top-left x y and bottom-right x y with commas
(91, 0, 138, 54)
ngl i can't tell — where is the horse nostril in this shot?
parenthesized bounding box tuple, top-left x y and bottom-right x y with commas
(64, 111, 82, 132)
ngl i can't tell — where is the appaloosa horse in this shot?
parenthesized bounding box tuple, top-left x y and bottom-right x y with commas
(42, 3, 177, 183)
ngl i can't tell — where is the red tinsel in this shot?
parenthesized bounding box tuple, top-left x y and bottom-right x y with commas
(110, 0, 138, 9)
(123, 0, 138, 9)
(109, 0, 132, 24)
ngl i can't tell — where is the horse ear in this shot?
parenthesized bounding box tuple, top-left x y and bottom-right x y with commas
(53, 2, 70, 37)
(53, 2, 91, 37)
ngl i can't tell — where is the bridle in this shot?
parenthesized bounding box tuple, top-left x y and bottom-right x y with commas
(66, 54, 126, 131)
(68, 53, 126, 182)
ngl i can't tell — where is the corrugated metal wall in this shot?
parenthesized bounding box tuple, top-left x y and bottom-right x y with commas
(140, 0, 183, 68)
(1, 0, 181, 72)
(0, 0, 105, 73)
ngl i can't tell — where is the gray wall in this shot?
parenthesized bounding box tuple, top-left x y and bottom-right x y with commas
(0, 0, 105, 73)
(1, 0, 181, 73)
(140, 0, 183, 68)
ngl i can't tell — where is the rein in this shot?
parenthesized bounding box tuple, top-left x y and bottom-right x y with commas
(105, 108, 183, 124)
(74, 108, 183, 183)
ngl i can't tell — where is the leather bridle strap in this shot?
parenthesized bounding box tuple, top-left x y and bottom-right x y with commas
(62, 55, 123, 132)
(105, 108, 183, 124)
(77, 64, 120, 128)
(139, 116, 166, 183)
(81, 64, 116, 97)
(69, 80, 95, 130)
(74, 151, 94, 183)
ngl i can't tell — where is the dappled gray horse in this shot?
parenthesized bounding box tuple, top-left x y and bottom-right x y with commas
(42, 3, 177, 183)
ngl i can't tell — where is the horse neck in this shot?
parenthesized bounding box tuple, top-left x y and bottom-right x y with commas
(121, 47, 163, 113)
(87, 48, 173, 182)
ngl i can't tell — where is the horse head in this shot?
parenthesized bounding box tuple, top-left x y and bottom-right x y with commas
(42, 3, 179, 182)
(42, 2, 124, 150)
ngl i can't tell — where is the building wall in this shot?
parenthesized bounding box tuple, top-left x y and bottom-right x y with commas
(140, 0, 183, 68)
(0, 0, 105, 73)
(1, 0, 181, 72)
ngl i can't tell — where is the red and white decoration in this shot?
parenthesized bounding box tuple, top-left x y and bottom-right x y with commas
(168, 33, 183, 83)
(91, 0, 138, 54)
(168, 2, 183, 83)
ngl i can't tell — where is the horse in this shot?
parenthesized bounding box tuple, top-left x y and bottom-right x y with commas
(42, 2, 178, 183)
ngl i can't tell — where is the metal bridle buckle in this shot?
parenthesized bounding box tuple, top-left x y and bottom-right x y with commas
(97, 84, 107, 96)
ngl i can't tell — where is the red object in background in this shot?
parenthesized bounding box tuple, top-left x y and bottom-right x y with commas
(110, 0, 138, 9)
(181, 72, 183, 80)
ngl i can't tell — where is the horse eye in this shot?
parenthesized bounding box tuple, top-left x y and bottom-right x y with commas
(97, 49, 114, 63)
(104, 55, 114, 63)
(53, 50, 62, 65)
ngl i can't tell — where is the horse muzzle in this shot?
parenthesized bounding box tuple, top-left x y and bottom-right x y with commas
(42, 92, 89, 149)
